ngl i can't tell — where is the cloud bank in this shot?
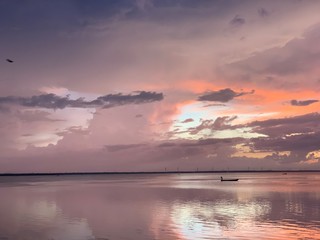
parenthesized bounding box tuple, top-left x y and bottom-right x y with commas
(0, 91, 164, 110)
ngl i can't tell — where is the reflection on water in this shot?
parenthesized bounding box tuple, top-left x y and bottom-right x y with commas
(0, 173, 320, 240)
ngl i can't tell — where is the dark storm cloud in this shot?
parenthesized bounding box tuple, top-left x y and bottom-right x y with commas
(252, 132, 320, 153)
(0, 91, 163, 110)
(198, 88, 254, 102)
(246, 112, 320, 162)
(290, 99, 319, 106)
(230, 15, 245, 26)
(248, 112, 320, 137)
(258, 7, 269, 17)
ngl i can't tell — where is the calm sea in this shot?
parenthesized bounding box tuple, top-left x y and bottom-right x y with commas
(0, 172, 319, 240)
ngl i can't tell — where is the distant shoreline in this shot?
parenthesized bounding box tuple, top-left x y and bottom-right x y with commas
(0, 170, 319, 177)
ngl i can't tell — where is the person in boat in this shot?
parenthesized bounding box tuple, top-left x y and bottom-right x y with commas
(220, 176, 239, 181)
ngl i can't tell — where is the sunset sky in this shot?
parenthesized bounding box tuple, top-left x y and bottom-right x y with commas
(1, 0, 320, 172)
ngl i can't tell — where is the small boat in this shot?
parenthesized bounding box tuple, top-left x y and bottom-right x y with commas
(220, 176, 239, 182)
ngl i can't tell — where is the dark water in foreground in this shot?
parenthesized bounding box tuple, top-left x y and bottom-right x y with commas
(0, 173, 319, 240)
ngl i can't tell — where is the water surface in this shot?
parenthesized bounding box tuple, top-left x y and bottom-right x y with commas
(0, 172, 319, 240)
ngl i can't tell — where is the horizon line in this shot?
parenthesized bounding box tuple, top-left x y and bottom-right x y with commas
(1, 169, 320, 176)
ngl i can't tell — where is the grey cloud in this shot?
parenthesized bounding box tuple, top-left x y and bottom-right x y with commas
(291, 99, 319, 106)
(0, 91, 164, 110)
(258, 8, 269, 17)
(230, 15, 245, 27)
(198, 88, 254, 102)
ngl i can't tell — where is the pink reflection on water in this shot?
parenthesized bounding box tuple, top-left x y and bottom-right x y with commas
(0, 173, 319, 240)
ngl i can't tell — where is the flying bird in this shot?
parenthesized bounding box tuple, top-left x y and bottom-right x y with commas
(6, 59, 14, 63)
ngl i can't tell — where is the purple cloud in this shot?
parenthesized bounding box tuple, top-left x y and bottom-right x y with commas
(0, 91, 164, 110)
(290, 99, 319, 106)
(198, 88, 254, 102)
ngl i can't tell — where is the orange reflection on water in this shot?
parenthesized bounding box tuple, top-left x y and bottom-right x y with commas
(160, 199, 320, 240)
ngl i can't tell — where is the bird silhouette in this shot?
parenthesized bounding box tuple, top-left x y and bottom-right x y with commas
(6, 59, 14, 63)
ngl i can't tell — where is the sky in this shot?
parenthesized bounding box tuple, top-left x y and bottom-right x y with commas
(1, 0, 320, 173)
